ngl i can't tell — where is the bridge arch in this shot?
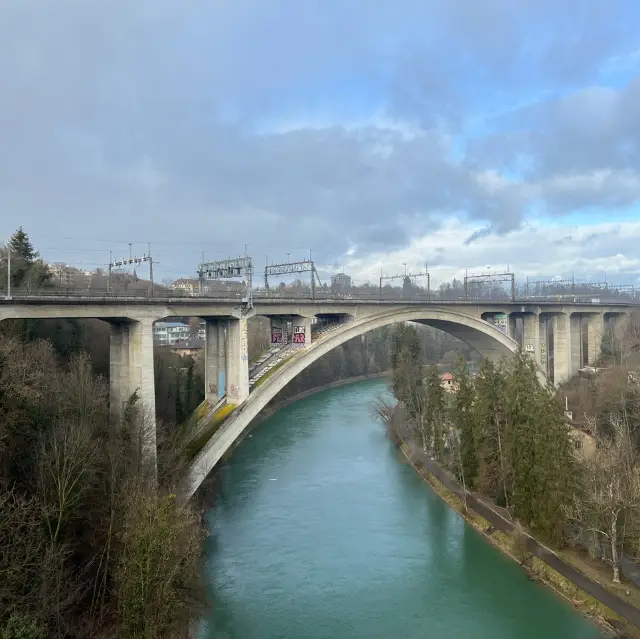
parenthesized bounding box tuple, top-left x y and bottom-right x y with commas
(181, 307, 526, 502)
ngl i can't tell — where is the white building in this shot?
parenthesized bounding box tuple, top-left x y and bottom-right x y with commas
(153, 321, 191, 345)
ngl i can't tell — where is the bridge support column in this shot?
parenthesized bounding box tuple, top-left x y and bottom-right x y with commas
(522, 313, 540, 364)
(508, 313, 518, 341)
(587, 314, 605, 366)
(270, 317, 287, 345)
(109, 317, 157, 474)
(570, 314, 583, 373)
(292, 315, 312, 348)
(539, 315, 550, 376)
(552, 313, 572, 385)
(205, 319, 227, 403)
(227, 318, 250, 403)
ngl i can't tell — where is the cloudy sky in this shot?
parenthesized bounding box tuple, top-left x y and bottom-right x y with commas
(2, 0, 640, 287)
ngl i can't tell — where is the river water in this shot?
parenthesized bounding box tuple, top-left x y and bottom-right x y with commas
(200, 378, 601, 639)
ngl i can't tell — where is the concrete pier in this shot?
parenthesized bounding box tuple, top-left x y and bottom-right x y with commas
(552, 313, 572, 384)
(570, 313, 583, 374)
(522, 313, 540, 366)
(291, 315, 312, 349)
(226, 318, 250, 403)
(205, 319, 227, 403)
(109, 317, 157, 472)
(587, 314, 605, 366)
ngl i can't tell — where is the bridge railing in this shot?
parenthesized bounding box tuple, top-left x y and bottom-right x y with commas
(1, 286, 245, 301)
(1, 286, 638, 305)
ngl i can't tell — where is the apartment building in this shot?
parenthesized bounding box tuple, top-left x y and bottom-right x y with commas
(153, 321, 191, 345)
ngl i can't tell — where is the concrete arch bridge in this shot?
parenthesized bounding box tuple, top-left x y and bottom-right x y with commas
(179, 300, 627, 501)
(0, 296, 632, 499)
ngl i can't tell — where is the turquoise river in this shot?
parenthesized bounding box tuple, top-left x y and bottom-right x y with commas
(199, 378, 602, 639)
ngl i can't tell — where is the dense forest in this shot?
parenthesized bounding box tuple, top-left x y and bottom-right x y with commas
(0, 232, 205, 638)
(384, 314, 640, 586)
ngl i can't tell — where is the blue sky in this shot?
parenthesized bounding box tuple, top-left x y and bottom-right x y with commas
(1, 0, 640, 285)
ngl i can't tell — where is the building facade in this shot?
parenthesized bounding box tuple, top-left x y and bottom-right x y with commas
(153, 321, 191, 345)
(331, 272, 352, 290)
(171, 278, 200, 296)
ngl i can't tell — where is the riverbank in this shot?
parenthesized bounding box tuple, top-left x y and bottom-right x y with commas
(398, 441, 639, 637)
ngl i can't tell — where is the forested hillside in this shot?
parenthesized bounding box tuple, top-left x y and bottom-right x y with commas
(384, 315, 640, 593)
(0, 229, 205, 638)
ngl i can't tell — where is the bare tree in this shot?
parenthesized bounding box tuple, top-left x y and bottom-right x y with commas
(564, 410, 640, 583)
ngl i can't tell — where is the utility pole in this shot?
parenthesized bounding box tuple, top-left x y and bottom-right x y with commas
(108, 250, 113, 294)
(5, 246, 11, 300)
(426, 263, 430, 300)
(148, 242, 154, 297)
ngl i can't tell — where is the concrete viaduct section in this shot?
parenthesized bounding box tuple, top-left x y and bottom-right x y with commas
(0, 297, 634, 494)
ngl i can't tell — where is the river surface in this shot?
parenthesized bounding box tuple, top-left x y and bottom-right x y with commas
(200, 378, 601, 639)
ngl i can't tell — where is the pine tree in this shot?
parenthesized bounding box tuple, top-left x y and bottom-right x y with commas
(505, 350, 540, 527)
(453, 356, 478, 488)
(505, 350, 574, 542)
(9, 226, 39, 263)
(390, 324, 423, 417)
(425, 364, 445, 455)
(533, 391, 576, 543)
(474, 358, 510, 506)
(7, 227, 50, 289)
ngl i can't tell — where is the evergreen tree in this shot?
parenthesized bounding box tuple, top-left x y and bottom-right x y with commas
(390, 324, 423, 417)
(505, 350, 540, 527)
(425, 364, 445, 456)
(505, 350, 574, 542)
(533, 389, 576, 542)
(453, 357, 478, 488)
(474, 358, 510, 506)
(7, 227, 50, 289)
(9, 226, 39, 263)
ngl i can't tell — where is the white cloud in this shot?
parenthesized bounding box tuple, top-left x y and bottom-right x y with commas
(339, 219, 640, 287)
(1, 0, 640, 282)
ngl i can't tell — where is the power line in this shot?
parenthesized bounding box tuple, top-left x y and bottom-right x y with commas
(26, 233, 333, 254)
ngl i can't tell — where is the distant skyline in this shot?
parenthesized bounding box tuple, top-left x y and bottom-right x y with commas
(2, 1, 640, 286)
